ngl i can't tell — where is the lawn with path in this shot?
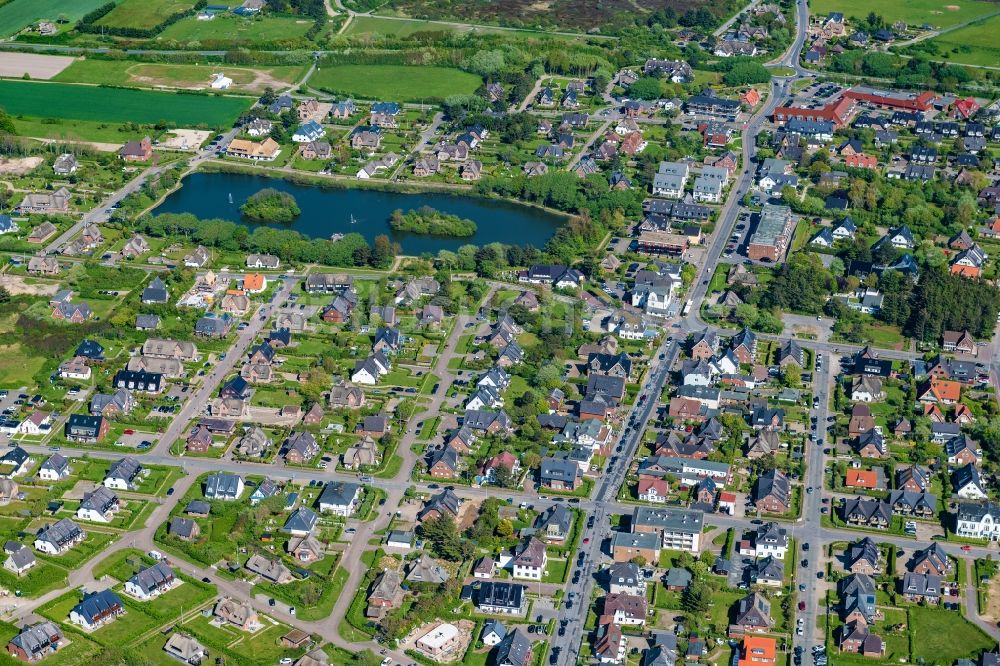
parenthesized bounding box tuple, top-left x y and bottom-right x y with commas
(54, 59, 308, 94)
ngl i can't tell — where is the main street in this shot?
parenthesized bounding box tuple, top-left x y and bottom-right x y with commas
(551, 337, 680, 662)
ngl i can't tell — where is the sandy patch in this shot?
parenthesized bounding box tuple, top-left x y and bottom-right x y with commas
(0, 53, 75, 80)
(159, 129, 211, 151)
(0, 157, 43, 176)
(0, 275, 59, 297)
(982, 575, 1000, 621)
(945, 4, 960, 10)
(33, 138, 121, 152)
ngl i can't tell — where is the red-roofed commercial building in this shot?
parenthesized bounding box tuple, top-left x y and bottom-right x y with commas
(773, 96, 856, 128)
(842, 87, 936, 112)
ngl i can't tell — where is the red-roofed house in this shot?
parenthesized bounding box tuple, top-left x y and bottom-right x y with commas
(846, 469, 878, 490)
(845, 154, 877, 169)
(953, 97, 979, 119)
(638, 477, 669, 503)
(741, 89, 761, 107)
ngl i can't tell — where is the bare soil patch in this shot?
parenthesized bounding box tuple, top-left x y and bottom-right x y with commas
(0, 156, 43, 175)
(982, 575, 1000, 621)
(0, 274, 58, 296)
(0, 52, 74, 79)
(159, 129, 211, 150)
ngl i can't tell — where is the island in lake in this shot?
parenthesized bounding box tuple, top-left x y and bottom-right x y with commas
(240, 188, 301, 223)
(388, 206, 477, 237)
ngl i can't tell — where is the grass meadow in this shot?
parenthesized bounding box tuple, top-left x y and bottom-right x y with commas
(96, 0, 194, 29)
(310, 64, 481, 101)
(810, 0, 997, 29)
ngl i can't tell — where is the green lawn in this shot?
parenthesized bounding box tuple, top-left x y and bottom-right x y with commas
(0, 0, 108, 38)
(310, 65, 481, 102)
(0, 344, 46, 386)
(0, 80, 253, 127)
(96, 0, 193, 29)
(925, 13, 1000, 66)
(908, 606, 994, 664)
(810, 0, 998, 29)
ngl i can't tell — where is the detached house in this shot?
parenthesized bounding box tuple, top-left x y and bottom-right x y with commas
(511, 537, 547, 580)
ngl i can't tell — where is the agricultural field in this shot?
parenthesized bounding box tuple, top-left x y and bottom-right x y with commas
(0, 0, 107, 38)
(923, 14, 1000, 66)
(309, 64, 481, 101)
(810, 0, 998, 30)
(0, 52, 75, 79)
(157, 13, 315, 45)
(53, 58, 309, 94)
(0, 80, 253, 127)
(96, 0, 194, 29)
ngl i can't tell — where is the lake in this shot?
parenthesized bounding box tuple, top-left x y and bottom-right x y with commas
(153, 171, 565, 254)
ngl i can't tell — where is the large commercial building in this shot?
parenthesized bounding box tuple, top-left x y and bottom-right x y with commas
(631, 506, 703, 552)
(747, 205, 795, 262)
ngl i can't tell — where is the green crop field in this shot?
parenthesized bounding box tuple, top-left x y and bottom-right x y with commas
(54, 59, 308, 94)
(925, 14, 1000, 66)
(310, 64, 481, 101)
(0, 80, 252, 126)
(158, 14, 314, 44)
(0, 0, 108, 38)
(810, 0, 997, 30)
(97, 0, 195, 29)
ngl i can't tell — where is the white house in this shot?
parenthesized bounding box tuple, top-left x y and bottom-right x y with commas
(103, 457, 142, 491)
(511, 538, 547, 580)
(210, 73, 232, 89)
(33, 519, 84, 555)
(955, 502, 1000, 541)
(317, 481, 361, 517)
(76, 487, 120, 523)
(351, 353, 390, 385)
(16, 411, 50, 436)
(124, 561, 176, 600)
(37, 454, 70, 481)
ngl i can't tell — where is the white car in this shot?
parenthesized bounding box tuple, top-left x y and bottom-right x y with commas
(381, 659, 392, 666)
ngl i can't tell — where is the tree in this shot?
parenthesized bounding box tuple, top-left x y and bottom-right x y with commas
(782, 363, 801, 387)
(493, 464, 515, 488)
(723, 61, 771, 86)
(682, 579, 712, 613)
(628, 77, 665, 100)
(419, 514, 463, 560)
(631, 555, 647, 566)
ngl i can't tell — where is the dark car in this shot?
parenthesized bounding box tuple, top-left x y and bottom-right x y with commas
(201, 577, 211, 583)
(269, 598, 276, 606)
(166, 488, 175, 496)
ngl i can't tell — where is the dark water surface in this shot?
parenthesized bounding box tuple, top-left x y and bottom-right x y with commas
(154, 171, 565, 254)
